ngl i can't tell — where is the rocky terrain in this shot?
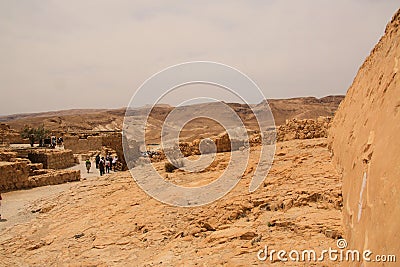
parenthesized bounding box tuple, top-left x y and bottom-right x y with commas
(0, 6, 398, 266)
(0, 138, 343, 266)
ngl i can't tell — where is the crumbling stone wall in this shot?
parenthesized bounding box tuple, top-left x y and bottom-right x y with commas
(64, 136, 102, 153)
(62, 132, 141, 170)
(27, 169, 80, 188)
(276, 117, 331, 142)
(28, 163, 43, 176)
(0, 123, 10, 131)
(149, 133, 245, 163)
(0, 160, 80, 191)
(0, 123, 27, 145)
(28, 149, 75, 169)
(214, 133, 244, 153)
(0, 161, 29, 190)
(0, 151, 18, 161)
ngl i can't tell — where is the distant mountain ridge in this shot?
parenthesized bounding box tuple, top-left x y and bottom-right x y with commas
(0, 96, 344, 133)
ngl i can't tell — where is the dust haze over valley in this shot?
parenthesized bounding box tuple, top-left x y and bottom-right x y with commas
(0, 2, 399, 267)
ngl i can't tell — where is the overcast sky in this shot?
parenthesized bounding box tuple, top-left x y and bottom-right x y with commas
(0, 1, 398, 115)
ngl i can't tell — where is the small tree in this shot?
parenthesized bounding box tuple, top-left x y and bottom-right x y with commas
(35, 125, 50, 147)
(21, 125, 36, 147)
(20, 125, 50, 147)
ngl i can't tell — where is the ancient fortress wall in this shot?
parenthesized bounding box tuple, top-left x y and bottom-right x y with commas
(329, 10, 400, 263)
(0, 151, 18, 161)
(0, 162, 29, 190)
(0, 150, 80, 191)
(277, 117, 331, 142)
(0, 123, 28, 145)
(0, 160, 79, 191)
(64, 132, 140, 170)
(28, 149, 75, 169)
(27, 170, 80, 188)
(63, 135, 103, 153)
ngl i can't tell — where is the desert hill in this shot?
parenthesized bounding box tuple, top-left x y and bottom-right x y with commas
(0, 96, 343, 135)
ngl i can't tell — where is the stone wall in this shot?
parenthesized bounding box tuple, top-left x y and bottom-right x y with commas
(148, 133, 245, 163)
(0, 123, 10, 131)
(214, 133, 244, 153)
(27, 169, 80, 188)
(0, 160, 80, 191)
(276, 117, 331, 142)
(28, 163, 43, 176)
(0, 123, 28, 145)
(0, 151, 18, 161)
(63, 135, 102, 153)
(28, 149, 75, 169)
(0, 162, 29, 191)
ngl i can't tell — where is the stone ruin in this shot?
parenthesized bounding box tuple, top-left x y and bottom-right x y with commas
(0, 149, 80, 191)
(28, 149, 75, 169)
(63, 135, 102, 154)
(64, 131, 141, 171)
(147, 133, 246, 163)
(276, 116, 332, 142)
(244, 117, 330, 146)
(0, 123, 27, 146)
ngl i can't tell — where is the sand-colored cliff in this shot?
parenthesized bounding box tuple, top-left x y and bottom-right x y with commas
(329, 9, 400, 263)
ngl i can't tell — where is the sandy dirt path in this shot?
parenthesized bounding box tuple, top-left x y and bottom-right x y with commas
(0, 161, 107, 232)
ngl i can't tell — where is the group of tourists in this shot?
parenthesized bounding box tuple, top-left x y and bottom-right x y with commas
(91, 154, 118, 176)
(84, 154, 118, 175)
(37, 135, 64, 148)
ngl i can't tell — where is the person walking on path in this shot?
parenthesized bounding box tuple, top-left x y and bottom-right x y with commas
(112, 156, 118, 171)
(99, 157, 105, 176)
(95, 155, 100, 169)
(0, 193, 2, 220)
(85, 159, 92, 174)
(105, 158, 110, 174)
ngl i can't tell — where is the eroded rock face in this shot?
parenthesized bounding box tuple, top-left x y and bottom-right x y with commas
(329, 9, 400, 262)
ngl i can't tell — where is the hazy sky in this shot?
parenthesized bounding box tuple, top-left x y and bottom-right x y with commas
(0, 1, 398, 115)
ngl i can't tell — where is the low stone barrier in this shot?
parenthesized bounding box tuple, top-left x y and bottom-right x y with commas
(28, 149, 75, 169)
(0, 151, 17, 161)
(27, 170, 80, 188)
(28, 163, 43, 176)
(0, 161, 80, 191)
(0, 162, 29, 191)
